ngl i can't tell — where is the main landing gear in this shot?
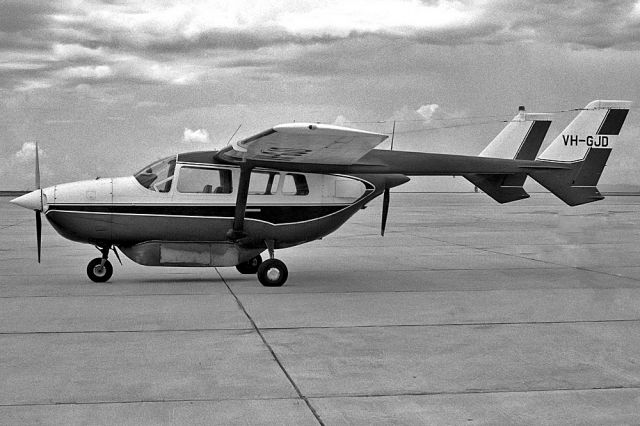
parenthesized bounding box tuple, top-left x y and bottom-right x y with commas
(87, 245, 121, 283)
(235, 254, 262, 274)
(237, 240, 288, 287)
(258, 258, 288, 287)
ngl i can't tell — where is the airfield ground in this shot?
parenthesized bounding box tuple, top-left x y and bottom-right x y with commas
(1, 193, 640, 425)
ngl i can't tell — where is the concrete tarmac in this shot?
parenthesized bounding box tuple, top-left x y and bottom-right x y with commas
(1, 193, 640, 425)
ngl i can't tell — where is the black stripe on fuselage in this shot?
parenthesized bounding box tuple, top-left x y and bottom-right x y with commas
(47, 204, 351, 224)
(597, 109, 629, 135)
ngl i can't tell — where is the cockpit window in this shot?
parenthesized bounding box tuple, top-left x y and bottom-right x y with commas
(134, 156, 176, 192)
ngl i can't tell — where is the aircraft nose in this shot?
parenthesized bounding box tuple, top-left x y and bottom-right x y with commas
(11, 190, 43, 211)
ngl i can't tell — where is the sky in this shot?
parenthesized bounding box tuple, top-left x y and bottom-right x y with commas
(2, 0, 640, 190)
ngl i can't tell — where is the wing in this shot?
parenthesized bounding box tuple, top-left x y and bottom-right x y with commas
(218, 123, 388, 165)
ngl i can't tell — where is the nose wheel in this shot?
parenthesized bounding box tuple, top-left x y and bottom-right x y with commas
(86, 245, 121, 283)
(87, 258, 113, 282)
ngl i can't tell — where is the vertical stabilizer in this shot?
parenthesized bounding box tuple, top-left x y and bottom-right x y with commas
(529, 100, 632, 206)
(537, 100, 631, 162)
(481, 108, 552, 160)
(466, 107, 552, 203)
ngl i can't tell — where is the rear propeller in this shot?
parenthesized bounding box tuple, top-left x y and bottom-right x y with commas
(381, 187, 390, 236)
(380, 121, 395, 236)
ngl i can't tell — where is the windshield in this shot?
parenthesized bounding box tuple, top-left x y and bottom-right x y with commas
(134, 156, 176, 192)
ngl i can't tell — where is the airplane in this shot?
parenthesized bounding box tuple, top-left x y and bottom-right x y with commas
(11, 100, 631, 286)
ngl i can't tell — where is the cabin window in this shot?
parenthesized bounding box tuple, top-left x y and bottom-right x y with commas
(249, 172, 280, 195)
(282, 173, 309, 196)
(177, 167, 233, 194)
(134, 156, 176, 192)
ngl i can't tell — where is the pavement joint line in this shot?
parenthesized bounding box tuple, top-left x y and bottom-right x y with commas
(0, 219, 32, 230)
(4, 318, 637, 336)
(221, 285, 640, 296)
(0, 328, 254, 336)
(215, 268, 326, 426)
(304, 385, 640, 400)
(258, 318, 640, 331)
(0, 292, 232, 299)
(1, 282, 633, 298)
(2, 385, 639, 408)
(0, 396, 304, 408)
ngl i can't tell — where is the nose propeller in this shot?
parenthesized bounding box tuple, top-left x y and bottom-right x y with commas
(35, 142, 42, 262)
(11, 142, 44, 263)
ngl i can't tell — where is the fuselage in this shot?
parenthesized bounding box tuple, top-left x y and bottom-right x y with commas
(27, 151, 407, 267)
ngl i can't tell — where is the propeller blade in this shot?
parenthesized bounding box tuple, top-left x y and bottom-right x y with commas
(36, 210, 42, 263)
(35, 142, 43, 262)
(381, 188, 390, 236)
(35, 141, 40, 189)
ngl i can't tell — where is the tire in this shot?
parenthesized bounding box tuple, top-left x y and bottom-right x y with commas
(87, 258, 113, 283)
(236, 254, 262, 274)
(257, 259, 288, 287)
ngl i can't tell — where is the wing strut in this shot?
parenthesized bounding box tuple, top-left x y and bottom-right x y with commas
(226, 164, 253, 241)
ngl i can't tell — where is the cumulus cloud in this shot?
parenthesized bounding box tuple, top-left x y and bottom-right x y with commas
(182, 128, 210, 144)
(15, 142, 44, 162)
(416, 104, 440, 121)
(333, 115, 349, 126)
(387, 104, 452, 124)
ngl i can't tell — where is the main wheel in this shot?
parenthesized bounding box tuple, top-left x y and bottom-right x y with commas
(87, 258, 113, 283)
(257, 259, 288, 287)
(236, 254, 262, 274)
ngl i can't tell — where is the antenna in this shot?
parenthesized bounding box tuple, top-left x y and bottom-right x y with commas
(226, 124, 242, 146)
(390, 120, 396, 151)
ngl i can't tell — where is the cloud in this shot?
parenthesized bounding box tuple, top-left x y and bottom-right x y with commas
(15, 142, 44, 162)
(182, 128, 210, 144)
(51, 43, 104, 61)
(56, 65, 113, 80)
(416, 104, 440, 121)
(333, 115, 349, 126)
(14, 80, 52, 92)
(4, 0, 640, 93)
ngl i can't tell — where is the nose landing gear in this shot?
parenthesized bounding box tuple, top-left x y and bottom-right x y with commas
(86, 245, 121, 283)
(87, 257, 113, 282)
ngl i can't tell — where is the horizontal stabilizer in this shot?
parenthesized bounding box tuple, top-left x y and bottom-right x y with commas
(466, 174, 530, 203)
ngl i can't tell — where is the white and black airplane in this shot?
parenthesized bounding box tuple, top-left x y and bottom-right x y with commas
(11, 100, 631, 286)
